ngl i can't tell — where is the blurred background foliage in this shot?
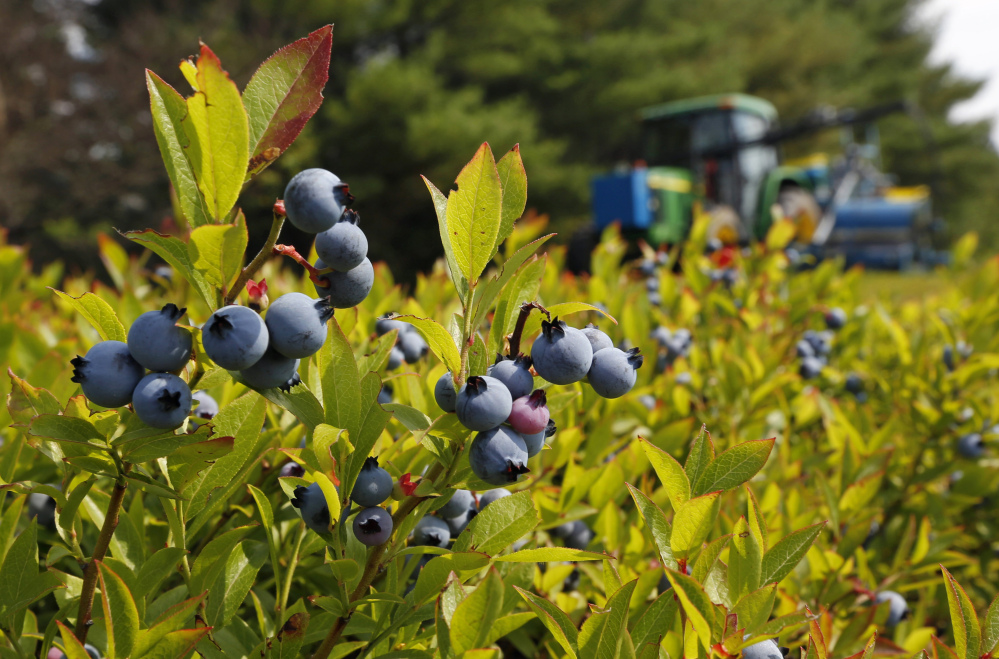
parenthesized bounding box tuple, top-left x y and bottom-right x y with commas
(2, 0, 997, 280)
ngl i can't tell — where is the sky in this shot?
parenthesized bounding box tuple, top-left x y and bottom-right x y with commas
(918, 0, 999, 146)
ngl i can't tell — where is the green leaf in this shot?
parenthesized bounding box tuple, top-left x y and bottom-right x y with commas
(7, 369, 60, 425)
(733, 584, 777, 633)
(166, 436, 234, 495)
(392, 314, 461, 375)
(410, 552, 491, 607)
(189, 223, 244, 291)
(422, 176, 467, 298)
(839, 471, 884, 514)
(487, 255, 545, 356)
(57, 621, 96, 659)
(256, 382, 325, 431)
(483, 612, 535, 646)
(759, 522, 826, 585)
(665, 568, 717, 650)
(728, 517, 762, 599)
(639, 438, 689, 509)
(446, 143, 504, 284)
(181, 44, 249, 222)
(243, 25, 332, 177)
(451, 568, 504, 654)
(57, 477, 96, 547)
(134, 547, 187, 601)
(52, 289, 126, 342)
(521, 302, 617, 341)
(983, 592, 999, 656)
(190, 525, 257, 597)
(135, 628, 210, 659)
(493, 144, 528, 254)
(382, 403, 433, 432)
(452, 490, 538, 556)
(578, 579, 637, 659)
(670, 491, 721, 559)
(122, 229, 217, 310)
(146, 70, 210, 227)
(97, 560, 140, 659)
(692, 439, 774, 496)
(514, 587, 578, 658)
(630, 591, 678, 652)
(314, 472, 341, 532)
(120, 425, 216, 463)
(29, 415, 105, 445)
(627, 484, 676, 569)
(356, 329, 399, 375)
(942, 566, 981, 659)
(319, 317, 361, 436)
(0, 520, 62, 622)
(246, 484, 274, 534)
(471, 234, 553, 332)
(684, 425, 715, 489)
(746, 486, 769, 552)
(494, 548, 608, 562)
(343, 372, 392, 499)
(271, 612, 309, 658)
(204, 540, 268, 628)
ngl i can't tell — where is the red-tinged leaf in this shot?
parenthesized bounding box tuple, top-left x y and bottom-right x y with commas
(243, 26, 333, 177)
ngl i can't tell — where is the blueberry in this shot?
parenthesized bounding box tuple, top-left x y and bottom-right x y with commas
(438, 489, 475, 518)
(650, 326, 672, 348)
(799, 357, 824, 380)
(646, 277, 660, 292)
(469, 426, 530, 485)
(446, 506, 477, 537)
(376, 314, 407, 336)
(845, 374, 863, 395)
(581, 324, 614, 354)
(522, 419, 556, 457)
(943, 345, 956, 371)
(378, 383, 393, 405)
(796, 338, 816, 359)
(283, 169, 353, 233)
(588, 347, 643, 398)
(874, 591, 909, 628)
(638, 394, 657, 410)
(825, 307, 848, 330)
(279, 461, 305, 478)
(563, 567, 581, 591)
(647, 291, 662, 307)
(507, 389, 550, 435)
(742, 639, 783, 659)
(487, 354, 535, 400)
(314, 257, 374, 308)
(239, 347, 301, 391)
(412, 516, 450, 548)
(550, 522, 575, 539)
(561, 520, 593, 550)
(191, 390, 219, 420)
(434, 372, 457, 412)
(957, 433, 985, 459)
(352, 457, 393, 507)
(70, 340, 144, 408)
(202, 305, 269, 370)
(478, 488, 511, 509)
(265, 293, 333, 359)
(290, 482, 331, 534)
(803, 330, 833, 356)
(387, 346, 404, 370)
(456, 376, 513, 431)
(675, 371, 692, 385)
(399, 330, 428, 363)
(531, 318, 593, 385)
(638, 259, 657, 276)
(27, 492, 57, 530)
(132, 373, 192, 429)
(315, 209, 368, 272)
(353, 506, 393, 546)
(855, 392, 869, 404)
(127, 303, 192, 372)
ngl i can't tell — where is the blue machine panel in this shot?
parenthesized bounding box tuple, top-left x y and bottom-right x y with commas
(591, 170, 651, 230)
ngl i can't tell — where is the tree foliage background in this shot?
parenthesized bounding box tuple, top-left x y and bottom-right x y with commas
(2, 0, 997, 280)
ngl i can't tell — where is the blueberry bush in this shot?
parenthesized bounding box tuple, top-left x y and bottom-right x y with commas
(2, 27, 999, 659)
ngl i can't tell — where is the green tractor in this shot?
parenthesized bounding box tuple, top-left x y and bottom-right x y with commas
(570, 93, 935, 271)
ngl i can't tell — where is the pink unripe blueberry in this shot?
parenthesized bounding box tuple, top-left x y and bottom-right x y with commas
(507, 389, 550, 435)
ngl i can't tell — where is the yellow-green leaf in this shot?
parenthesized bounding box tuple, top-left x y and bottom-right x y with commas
(670, 491, 721, 559)
(692, 438, 774, 496)
(639, 438, 689, 509)
(98, 560, 140, 659)
(451, 568, 504, 655)
(942, 566, 981, 659)
(446, 143, 504, 284)
(392, 314, 461, 375)
(52, 289, 126, 342)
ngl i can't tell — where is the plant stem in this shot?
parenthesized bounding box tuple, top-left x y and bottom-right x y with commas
(279, 524, 307, 614)
(455, 286, 477, 389)
(273, 245, 335, 286)
(507, 301, 550, 356)
(225, 206, 286, 306)
(75, 479, 128, 642)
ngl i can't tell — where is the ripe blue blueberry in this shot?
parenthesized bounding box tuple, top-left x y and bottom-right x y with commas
(353, 506, 393, 546)
(874, 590, 909, 628)
(487, 354, 535, 400)
(803, 330, 832, 356)
(588, 347, 644, 398)
(799, 356, 824, 380)
(638, 394, 656, 410)
(646, 276, 660, 292)
(133, 373, 192, 429)
(279, 461, 305, 478)
(314, 209, 368, 272)
(845, 374, 863, 395)
(469, 425, 530, 485)
(531, 317, 593, 385)
(191, 390, 218, 420)
(456, 376, 513, 431)
(434, 371, 457, 412)
(412, 516, 450, 548)
(557, 520, 593, 550)
(957, 433, 985, 459)
(387, 346, 404, 370)
(239, 347, 301, 391)
(376, 314, 407, 336)
(265, 293, 333, 359)
(438, 489, 474, 518)
(352, 457, 393, 507)
(507, 389, 550, 435)
(399, 330, 428, 363)
(478, 488, 511, 509)
(70, 340, 144, 408)
(314, 257, 374, 308)
(795, 339, 815, 359)
(522, 419, 557, 458)
(581, 324, 614, 354)
(446, 506, 477, 537)
(943, 344, 956, 371)
(742, 639, 784, 659)
(378, 383, 393, 405)
(202, 305, 269, 370)
(825, 307, 848, 330)
(127, 303, 192, 372)
(283, 169, 353, 233)
(28, 492, 57, 530)
(291, 482, 331, 534)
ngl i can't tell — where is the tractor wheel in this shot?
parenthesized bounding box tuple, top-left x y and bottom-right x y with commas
(777, 186, 821, 243)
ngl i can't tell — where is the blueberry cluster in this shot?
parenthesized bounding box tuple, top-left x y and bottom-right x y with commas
(650, 326, 693, 371)
(411, 488, 512, 550)
(636, 252, 668, 306)
(796, 330, 833, 380)
(284, 169, 375, 309)
(70, 304, 217, 429)
(375, 315, 429, 369)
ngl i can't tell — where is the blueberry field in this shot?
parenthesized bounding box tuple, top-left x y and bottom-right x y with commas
(3, 28, 999, 659)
